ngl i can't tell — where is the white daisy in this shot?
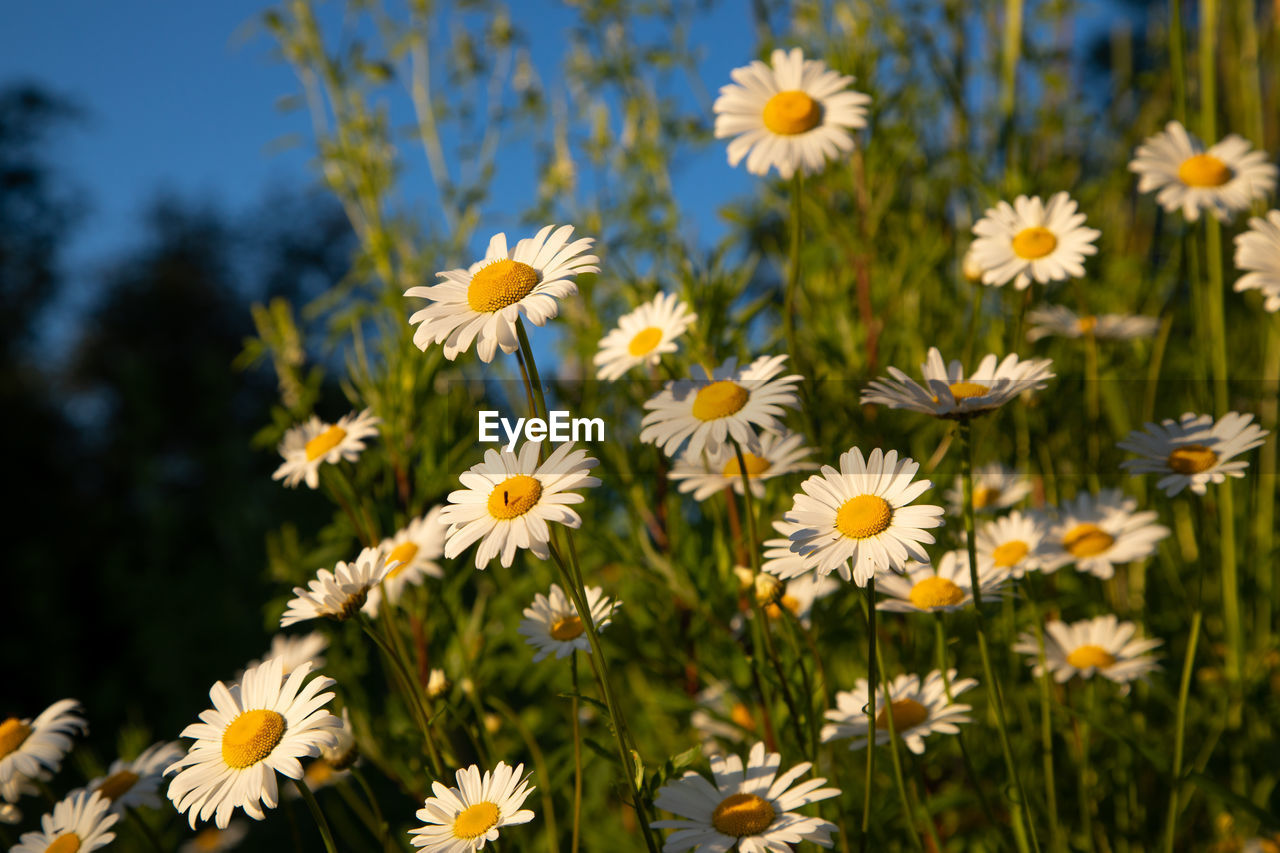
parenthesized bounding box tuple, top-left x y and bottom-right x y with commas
(652, 741, 840, 851)
(364, 506, 448, 617)
(969, 192, 1100, 290)
(641, 355, 801, 458)
(85, 740, 185, 813)
(1013, 615, 1162, 692)
(861, 347, 1055, 419)
(821, 669, 976, 755)
(0, 699, 86, 804)
(1236, 210, 1280, 311)
(974, 510, 1048, 579)
(440, 441, 600, 569)
(245, 632, 329, 678)
(271, 408, 380, 490)
(669, 430, 816, 501)
(1037, 489, 1170, 580)
(1119, 412, 1269, 496)
(763, 574, 839, 626)
(178, 821, 250, 853)
(318, 708, 358, 771)
(593, 292, 698, 380)
(408, 761, 535, 851)
(517, 583, 620, 663)
(713, 47, 871, 179)
(876, 551, 1009, 614)
(11, 790, 118, 853)
(166, 658, 341, 829)
(784, 447, 945, 585)
(761, 519, 810, 580)
(1025, 304, 1159, 342)
(406, 226, 598, 363)
(689, 683, 759, 757)
(943, 462, 1033, 516)
(1129, 120, 1277, 222)
(280, 546, 393, 627)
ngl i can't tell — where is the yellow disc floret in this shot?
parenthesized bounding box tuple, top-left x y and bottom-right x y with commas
(948, 381, 990, 401)
(1066, 644, 1116, 670)
(386, 542, 421, 579)
(1011, 226, 1058, 260)
(1177, 153, 1232, 187)
(305, 426, 347, 461)
(1062, 523, 1115, 558)
(711, 792, 777, 837)
(45, 835, 82, 853)
(835, 494, 893, 539)
(972, 485, 1002, 509)
(550, 615, 585, 641)
(488, 475, 543, 520)
(908, 576, 965, 610)
(96, 769, 141, 801)
(467, 259, 540, 313)
(0, 718, 32, 759)
(627, 326, 664, 356)
(221, 709, 286, 770)
(992, 539, 1030, 568)
(453, 801, 501, 840)
(722, 453, 771, 478)
(1166, 443, 1218, 475)
(692, 381, 749, 421)
(875, 698, 929, 732)
(762, 91, 822, 135)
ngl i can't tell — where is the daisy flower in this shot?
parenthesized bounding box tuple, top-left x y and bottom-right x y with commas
(85, 740, 185, 813)
(271, 408, 380, 490)
(245, 632, 329, 679)
(764, 574, 839, 626)
(761, 519, 810, 579)
(669, 430, 816, 501)
(167, 658, 341, 829)
(1037, 489, 1170, 580)
(0, 699, 86, 804)
(364, 506, 448, 617)
(653, 741, 839, 851)
(876, 551, 1009, 614)
(784, 447, 945, 585)
(943, 462, 1033, 516)
(440, 441, 600, 569)
(408, 761, 535, 851)
(713, 47, 871, 179)
(11, 790, 118, 853)
(593, 292, 698, 380)
(861, 347, 1055, 419)
(280, 546, 393, 627)
(1026, 304, 1159, 342)
(641, 355, 801, 458)
(1119, 412, 1269, 496)
(1013, 615, 1162, 692)
(690, 683, 758, 756)
(969, 192, 1100, 289)
(1236, 210, 1280, 311)
(821, 670, 976, 755)
(179, 821, 250, 853)
(974, 510, 1047, 579)
(406, 226, 598, 363)
(1129, 120, 1277, 222)
(517, 583, 620, 663)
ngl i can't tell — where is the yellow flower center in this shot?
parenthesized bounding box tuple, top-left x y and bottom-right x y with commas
(221, 709, 286, 769)
(947, 381, 990, 401)
(972, 485, 1001, 509)
(1011, 226, 1058, 260)
(305, 426, 347, 461)
(992, 539, 1030, 568)
(550, 615, 585, 641)
(487, 475, 543, 520)
(1166, 444, 1218, 475)
(908, 576, 965, 609)
(692, 380, 749, 421)
(765, 594, 802, 620)
(875, 698, 929, 732)
(467, 259, 540, 313)
(722, 453, 771, 479)
(193, 828, 227, 851)
(305, 760, 336, 787)
(1078, 315, 1098, 334)
(1066, 644, 1116, 670)
(96, 770, 140, 801)
(1062, 523, 1115, 558)
(627, 326, 664, 356)
(711, 792, 777, 837)
(386, 542, 421, 578)
(44, 835, 81, 853)
(0, 718, 32, 759)
(762, 90, 822, 135)
(1177, 153, 1232, 187)
(835, 494, 892, 539)
(453, 801, 501, 840)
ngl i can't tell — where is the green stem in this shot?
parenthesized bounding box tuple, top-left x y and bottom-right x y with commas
(860, 577, 877, 852)
(1075, 682, 1095, 847)
(126, 806, 166, 853)
(1169, 0, 1188, 124)
(293, 775, 340, 853)
(1256, 316, 1280, 647)
(1023, 584, 1063, 853)
(872, 628, 925, 852)
(350, 767, 395, 853)
(784, 171, 803, 363)
(1164, 610, 1202, 853)
(360, 618, 444, 777)
(570, 652, 584, 853)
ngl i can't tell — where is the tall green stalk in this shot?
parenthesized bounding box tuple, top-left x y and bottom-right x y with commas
(872, 628, 926, 852)
(293, 775, 340, 853)
(1164, 611, 1202, 853)
(860, 577, 878, 853)
(784, 171, 804, 365)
